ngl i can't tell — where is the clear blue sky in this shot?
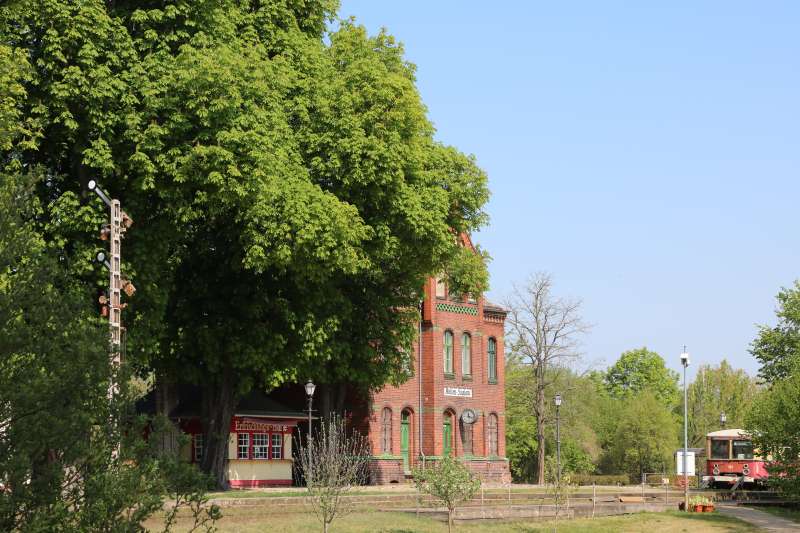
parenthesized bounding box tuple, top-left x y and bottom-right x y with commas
(337, 1, 800, 379)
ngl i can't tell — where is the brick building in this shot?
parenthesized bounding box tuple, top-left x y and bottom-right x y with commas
(153, 240, 509, 487)
(365, 264, 510, 484)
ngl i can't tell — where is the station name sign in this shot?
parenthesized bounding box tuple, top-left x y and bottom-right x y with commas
(444, 387, 473, 398)
(233, 418, 292, 433)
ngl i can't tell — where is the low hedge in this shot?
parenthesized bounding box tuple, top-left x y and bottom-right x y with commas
(571, 474, 631, 486)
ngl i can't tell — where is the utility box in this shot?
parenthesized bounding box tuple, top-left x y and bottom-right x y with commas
(675, 450, 696, 476)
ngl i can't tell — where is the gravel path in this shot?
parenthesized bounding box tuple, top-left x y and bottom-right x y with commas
(717, 505, 800, 532)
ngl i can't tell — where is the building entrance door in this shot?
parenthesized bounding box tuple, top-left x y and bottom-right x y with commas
(401, 411, 410, 474)
(443, 416, 452, 457)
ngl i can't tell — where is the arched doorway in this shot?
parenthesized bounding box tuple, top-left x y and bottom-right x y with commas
(443, 410, 454, 457)
(401, 409, 412, 474)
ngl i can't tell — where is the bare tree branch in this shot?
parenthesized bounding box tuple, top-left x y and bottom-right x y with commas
(295, 415, 370, 533)
(504, 272, 590, 484)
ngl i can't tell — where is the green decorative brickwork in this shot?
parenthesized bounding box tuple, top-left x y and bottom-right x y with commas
(436, 303, 478, 316)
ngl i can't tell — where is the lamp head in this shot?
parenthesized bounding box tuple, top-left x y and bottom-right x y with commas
(720, 412, 727, 425)
(305, 380, 316, 398)
(87, 179, 97, 191)
(680, 351, 690, 367)
(554, 393, 562, 407)
(95, 251, 106, 263)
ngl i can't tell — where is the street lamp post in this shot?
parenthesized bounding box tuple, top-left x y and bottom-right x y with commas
(680, 349, 690, 512)
(305, 380, 316, 440)
(304, 380, 316, 486)
(554, 394, 562, 486)
(720, 412, 727, 429)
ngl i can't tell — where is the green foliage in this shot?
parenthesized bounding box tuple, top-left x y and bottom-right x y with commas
(746, 367, 800, 498)
(604, 347, 680, 407)
(603, 391, 679, 482)
(413, 457, 480, 532)
(505, 361, 602, 482)
(0, 174, 218, 531)
(2, 0, 491, 486)
(688, 359, 758, 446)
(750, 281, 800, 383)
(570, 474, 630, 486)
(745, 282, 800, 499)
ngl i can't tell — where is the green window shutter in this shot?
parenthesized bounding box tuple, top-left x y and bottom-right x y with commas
(444, 331, 453, 374)
(488, 338, 497, 382)
(462, 333, 471, 376)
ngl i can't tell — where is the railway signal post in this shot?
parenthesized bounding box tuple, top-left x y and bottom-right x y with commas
(88, 180, 133, 401)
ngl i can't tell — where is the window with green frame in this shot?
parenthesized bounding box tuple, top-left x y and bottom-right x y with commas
(443, 331, 454, 374)
(488, 337, 497, 382)
(462, 333, 471, 376)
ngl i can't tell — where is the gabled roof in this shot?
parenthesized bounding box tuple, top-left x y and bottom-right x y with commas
(707, 429, 749, 438)
(483, 300, 508, 314)
(138, 386, 307, 420)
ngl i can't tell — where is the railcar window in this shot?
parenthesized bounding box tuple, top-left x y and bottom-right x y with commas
(733, 440, 754, 459)
(711, 439, 729, 459)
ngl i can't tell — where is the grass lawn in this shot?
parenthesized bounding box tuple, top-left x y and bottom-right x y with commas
(147, 510, 760, 532)
(746, 505, 800, 523)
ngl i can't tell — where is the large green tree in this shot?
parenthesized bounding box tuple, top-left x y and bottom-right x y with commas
(0, 174, 217, 530)
(505, 361, 601, 482)
(687, 359, 758, 446)
(2, 1, 490, 487)
(604, 391, 679, 482)
(746, 372, 800, 498)
(746, 281, 800, 498)
(604, 347, 680, 407)
(750, 281, 800, 383)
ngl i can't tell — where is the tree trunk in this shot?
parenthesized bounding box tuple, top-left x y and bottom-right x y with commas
(201, 365, 236, 490)
(448, 507, 454, 533)
(154, 372, 181, 455)
(335, 382, 346, 416)
(320, 383, 332, 421)
(535, 386, 546, 485)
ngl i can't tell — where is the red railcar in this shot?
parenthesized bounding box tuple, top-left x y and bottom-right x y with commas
(703, 429, 769, 488)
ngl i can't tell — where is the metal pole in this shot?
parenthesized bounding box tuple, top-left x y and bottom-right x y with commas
(307, 395, 313, 441)
(683, 362, 689, 512)
(307, 394, 313, 485)
(556, 403, 561, 485)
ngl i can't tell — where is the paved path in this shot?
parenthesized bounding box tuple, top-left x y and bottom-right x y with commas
(718, 505, 800, 532)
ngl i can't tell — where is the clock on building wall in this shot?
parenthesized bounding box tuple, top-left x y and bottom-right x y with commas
(461, 408, 477, 424)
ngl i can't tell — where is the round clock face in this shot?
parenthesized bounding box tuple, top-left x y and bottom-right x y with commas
(461, 408, 477, 424)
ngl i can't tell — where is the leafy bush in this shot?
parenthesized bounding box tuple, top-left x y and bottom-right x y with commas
(413, 457, 481, 533)
(571, 474, 630, 486)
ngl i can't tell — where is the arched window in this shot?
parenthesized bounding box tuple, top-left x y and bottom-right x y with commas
(460, 417, 473, 455)
(488, 337, 497, 383)
(487, 413, 499, 456)
(461, 333, 471, 377)
(443, 331, 454, 375)
(381, 407, 392, 454)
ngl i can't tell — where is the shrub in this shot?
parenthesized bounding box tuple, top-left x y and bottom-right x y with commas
(413, 457, 481, 533)
(571, 474, 630, 486)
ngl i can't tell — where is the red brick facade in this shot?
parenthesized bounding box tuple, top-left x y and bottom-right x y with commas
(366, 275, 510, 484)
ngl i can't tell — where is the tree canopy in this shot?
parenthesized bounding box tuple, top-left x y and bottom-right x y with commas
(1, 0, 491, 487)
(750, 281, 800, 383)
(687, 359, 758, 446)
(746, 280, 800, 498)
(604, 347, 679, 407)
